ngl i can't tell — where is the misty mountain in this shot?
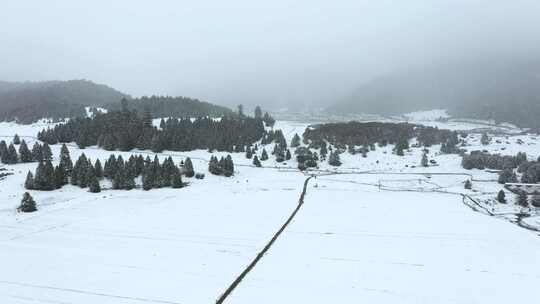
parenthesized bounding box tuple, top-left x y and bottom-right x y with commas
(0, 80, 129, 123)
(330, 60, 540, 128)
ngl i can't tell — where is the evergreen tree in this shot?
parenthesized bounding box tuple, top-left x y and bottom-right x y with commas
(31, 142, 43, 162)
(224, 155, 234, 177)
(151, 155, 163, 188)
(498, 169, 518, 184)
(18, 192, 37, 213)
(464, 179, 472, 190)
(261, 148, 268, 161)
(183, 157, 194, 177)
(172, 170, 183, 188)
(59, 144, 73, 177)
(142, 163, 154, 191)
(0, 140, 7, 162)
(18, 140, 32, 162)
(34, 160, 56, 190)
(254, 106, 262, 119)
(286, 149, 292, 160)
(421, 153, 429, 167)
(5, 144, 18, 164)
(245, 147, 253, 159)
(320, 142, 328, 160)
(42, 143, 52, 161)
(24, 171, 34, 190)
(94, 159, 103, 178)
(13, 134, 21, 145)
(103, 154, 117, 178)
(291, 133, 301, 148)
(54, 165, 65, 188)
(517, 191, 528, 207)
(328, 151, 342, 166)
(497, 190, 506, 203)
(253, 155, 262, 167)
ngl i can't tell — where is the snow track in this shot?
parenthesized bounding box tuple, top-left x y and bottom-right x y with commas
(215, 176, 313, 303)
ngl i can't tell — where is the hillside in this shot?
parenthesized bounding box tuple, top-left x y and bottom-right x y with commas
(0, 80, 129, 123)
(330, 60, 540, 128)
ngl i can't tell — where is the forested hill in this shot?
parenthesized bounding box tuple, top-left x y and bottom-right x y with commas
(329, 60, 540, 128)
(0, 80, 129, 124)
(104, 96, 234, 118)
(0, 80, 234, 123)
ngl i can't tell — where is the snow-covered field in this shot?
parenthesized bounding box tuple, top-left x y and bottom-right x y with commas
(0, 116, 539, 303)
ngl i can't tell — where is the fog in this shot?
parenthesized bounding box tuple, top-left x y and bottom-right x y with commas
(1, 0, 540, 109)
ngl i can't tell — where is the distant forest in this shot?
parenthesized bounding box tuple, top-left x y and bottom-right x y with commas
(303, 122, 456, 148)
(38, 101, 273, 153)
(0, 80, 128, 123)
(0, 80, 234, 124)
(103, 96, 234, 118)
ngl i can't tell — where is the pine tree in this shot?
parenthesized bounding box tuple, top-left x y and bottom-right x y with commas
(253, 155, 262, 167)
(464, 180, 472, 190)
(142, 163, 153, 191)
(103, 154, 117, 178)
(172, 170, 183, 188)
(245, 147, 253, 159)
(0, 140, 7, 162)
(18, 192, 37, 213)
(34, 160, 56, 190)
(328, 151, 342, 166)
(13, 134, 21, 145)
(291, 134, 301, 148)
(261, 148, 268, 161)
(19, 140, 32, 162)
(254, 106, 262, 119)
(286, 149, 292, 160)
(183, 157, 194, 177)
(59, 144, 73, 177)
(5, 144, 18, 164)
(24, 171, 34, 190)
(42, 143, 52, 161)
(31, 142, 43, 162)
(54, 165, 65, 188)
(517, 191, 528, 207)
(421, 153, 429, 167)
(94, 159, 103, 178)
(497, 190, 506, 203)
(224, 155, 234, 177)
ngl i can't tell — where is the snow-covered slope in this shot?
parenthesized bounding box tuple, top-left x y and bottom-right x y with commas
(0, 116, 539, 303)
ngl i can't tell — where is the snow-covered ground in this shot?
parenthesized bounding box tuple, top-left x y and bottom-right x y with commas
(0, 116, 539, 303)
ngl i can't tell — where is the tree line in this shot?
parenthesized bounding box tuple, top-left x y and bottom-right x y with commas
(37, 101, 274, 153)
(25, 144, 197, 192)
(0, 135, 53, 164)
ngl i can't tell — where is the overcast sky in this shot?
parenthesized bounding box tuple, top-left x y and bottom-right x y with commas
(1, 0, 539, 108)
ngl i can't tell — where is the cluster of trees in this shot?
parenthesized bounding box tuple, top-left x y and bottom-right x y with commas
(25, 144, 74, 191)
(302, 122, 459, 158)
(515, 158, 540, 184)
(0, 136, 53, 164)
(208, 155, 234, 176)
(462, 151, 527, 171)
(104, 96, 234, 118)
(295, 147, 319, 170)
(25, 144, 193, 192)
(38, 102, 269, 153)
(18, 192, 37, 213)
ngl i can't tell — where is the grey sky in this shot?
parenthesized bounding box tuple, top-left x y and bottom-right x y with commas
(1, 0, 539, 108)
